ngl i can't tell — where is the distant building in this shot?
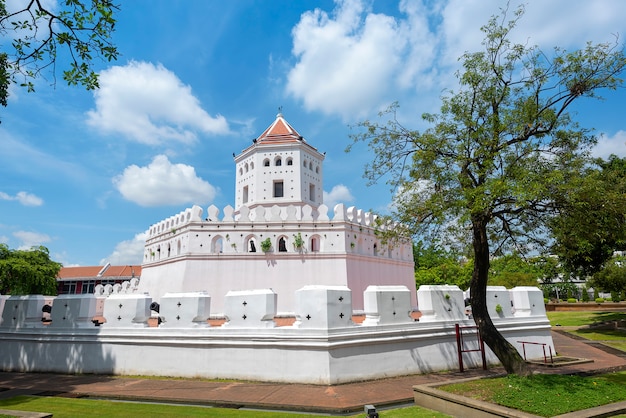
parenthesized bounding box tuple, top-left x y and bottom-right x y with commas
(57, 264, 141, 295)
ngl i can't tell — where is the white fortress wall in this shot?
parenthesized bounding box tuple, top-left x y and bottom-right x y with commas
(139, 203, 415, 313)
(0, 286, 553, 384)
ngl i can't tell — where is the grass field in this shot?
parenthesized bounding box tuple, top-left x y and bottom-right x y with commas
(547, 310, 626, 327)
(0, 396, 451, 418)
(440, 372, 626, 417)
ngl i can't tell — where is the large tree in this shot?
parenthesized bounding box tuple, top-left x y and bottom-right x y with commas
(0, 0, 118, 111)
(349, 7, 626, 375)
(550, 155, 626, 277)
(0, 243, 61, 295)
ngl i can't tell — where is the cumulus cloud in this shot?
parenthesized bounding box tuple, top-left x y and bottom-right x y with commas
(113, 155, 217, 207)
(592, 131, 626, 159)
(286, 0, 626, 121)
(87, 61, 229, 144)
(13, 231, 51, 250)
(323, 184, 354, 208)
(0, 191, 43, 206)
(287, 0, 418, 120)
(100, 231, 147, 266)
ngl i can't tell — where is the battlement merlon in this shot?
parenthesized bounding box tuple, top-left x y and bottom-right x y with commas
(143, 203, 413, 264)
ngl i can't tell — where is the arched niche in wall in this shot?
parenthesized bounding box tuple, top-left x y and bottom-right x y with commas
(310, 234, 322, 252)
(211, 236, 224, 253)
(245, 234, 258, 253)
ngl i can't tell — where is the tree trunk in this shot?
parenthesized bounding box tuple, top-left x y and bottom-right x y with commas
(469, 215, 531, 376)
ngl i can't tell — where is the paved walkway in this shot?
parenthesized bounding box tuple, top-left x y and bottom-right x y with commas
(0, 330, 625, 414)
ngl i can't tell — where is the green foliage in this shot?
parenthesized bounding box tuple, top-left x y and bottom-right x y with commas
(595, 297, 605, 303)
(0, 0, 118, 113)
(488, 253, 545, 288)
(0, 243, 60, 295)
(494, 303, 503, 314)
(567, 298, 577, 303)
(590, 256, 626, 294)
(293, 232, 304, 249)
(260, 238, 272, 252)
(413, 242, 472, 289)
(581, 285, 590, 302)
(550, 155, 626, 276)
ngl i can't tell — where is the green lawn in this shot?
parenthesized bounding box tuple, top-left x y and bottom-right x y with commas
(0, 396, 450, 418)
(547, 310, 626, 327)
(440, 372, 626, 417)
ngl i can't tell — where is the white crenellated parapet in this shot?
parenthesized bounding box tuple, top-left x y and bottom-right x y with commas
(222, 289, 277, 328)
(49, 294, 98, 328)
(362, 285, 413, 326)
(148, 205, 203, 237)
(149, 203, 397, 236)
(0, 295, 47, 328)
(417, 285, 466, 322)
(159, 292, 211, 328)
(486, 286, 513, 319)
(293, 285, 353, 328)
(511, 286, 546, 317)
(102, 294, 151, 328)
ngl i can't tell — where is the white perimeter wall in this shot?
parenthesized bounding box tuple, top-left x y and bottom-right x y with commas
(140, 254, 416, 314)
(0, 318, 553, 385)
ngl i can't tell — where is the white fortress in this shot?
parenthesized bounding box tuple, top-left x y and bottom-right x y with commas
(0, 114, 554, 384)
(138, 113, 416, 314)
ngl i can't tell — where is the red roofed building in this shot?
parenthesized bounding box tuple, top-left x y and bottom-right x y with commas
(57, 264, 141, 294)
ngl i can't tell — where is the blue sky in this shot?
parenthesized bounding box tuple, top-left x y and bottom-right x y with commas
(2, 0, 626, 267)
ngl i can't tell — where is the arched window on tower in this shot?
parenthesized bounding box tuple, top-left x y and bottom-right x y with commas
(263, 158, 270, 167)
(310, 236, 320, 252)
(278, 237, 287, 252)
(275, 157, 282, 166)
(286, 158, 293, 166)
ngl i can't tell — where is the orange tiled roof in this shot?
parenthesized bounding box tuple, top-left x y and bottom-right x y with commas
(57, 265, 141, 280)
(255, 113, 305, 145)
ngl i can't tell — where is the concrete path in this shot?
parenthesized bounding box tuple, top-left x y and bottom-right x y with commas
(0, 330, 625, 414)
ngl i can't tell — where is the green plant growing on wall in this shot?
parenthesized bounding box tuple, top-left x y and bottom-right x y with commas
(260, 238, 272, 253)
(293, 232, 304, 250)
(495, 304, 503, 314)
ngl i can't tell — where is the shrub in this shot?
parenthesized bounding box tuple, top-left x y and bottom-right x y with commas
(567, 298, 577, 303)
(595, 298, 605, 303)
(543, 297, 549, 304)
(611, 291, 621, 302)
(581, 286, 590, 302)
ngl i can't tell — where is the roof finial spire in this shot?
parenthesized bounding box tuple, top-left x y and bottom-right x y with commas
(277, 106, 283, 118)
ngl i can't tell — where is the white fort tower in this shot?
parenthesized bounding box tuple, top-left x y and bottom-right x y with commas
(138, 113, 417, 314)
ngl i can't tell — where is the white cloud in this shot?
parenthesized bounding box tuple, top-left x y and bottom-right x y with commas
(323, 184, 354, 208)
(100, 231, 147, 266)
(87, 61, 229, 144)
(592, 131, 626, 159)
(287, 0, 415, 120)
(13, 231, 51, 249)
(113, 155, 217, 207)
(0, 191, 43, 206)
(286, 0, 626, 122)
